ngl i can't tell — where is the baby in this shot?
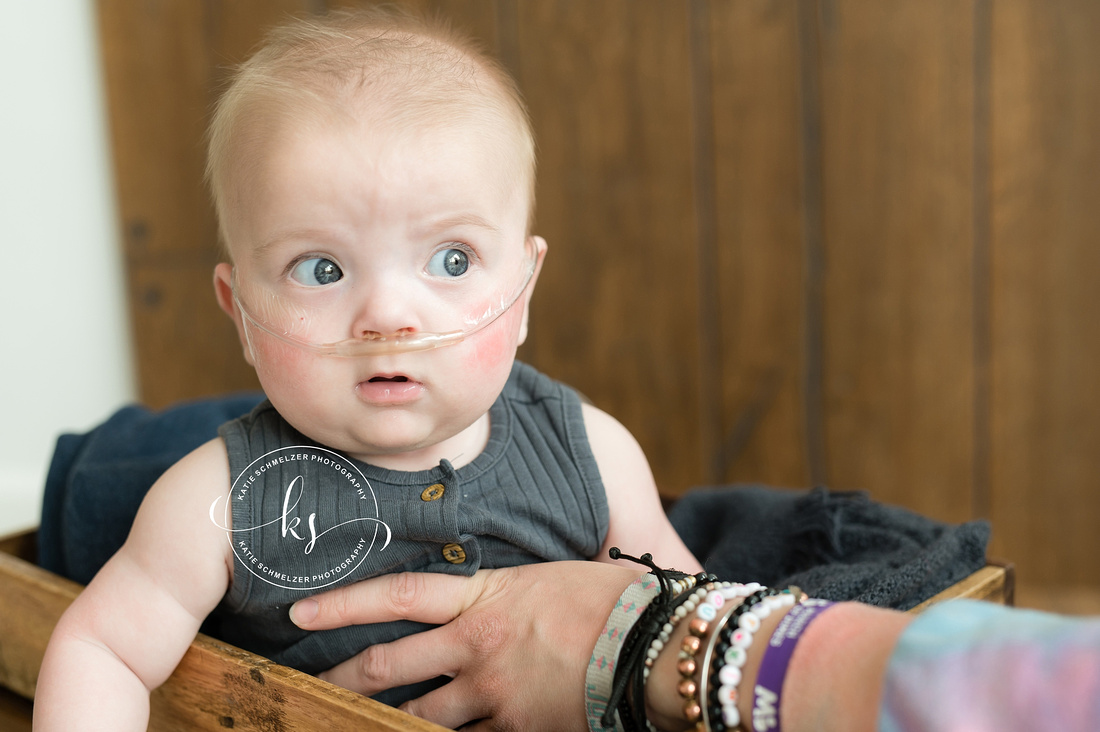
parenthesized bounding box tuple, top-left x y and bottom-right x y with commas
(35, 8, 700, 728)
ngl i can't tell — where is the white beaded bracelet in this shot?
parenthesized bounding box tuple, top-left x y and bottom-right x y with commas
(702, 588, 801, 731)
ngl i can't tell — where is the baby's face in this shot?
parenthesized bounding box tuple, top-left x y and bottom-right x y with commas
(215, 113, 543, 470)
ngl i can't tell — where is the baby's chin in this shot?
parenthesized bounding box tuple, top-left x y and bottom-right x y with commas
(339, 442, 460, 472)
(343, 418, 491, 472)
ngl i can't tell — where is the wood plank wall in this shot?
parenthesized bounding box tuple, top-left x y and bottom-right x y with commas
(96, 0, 1100, 603)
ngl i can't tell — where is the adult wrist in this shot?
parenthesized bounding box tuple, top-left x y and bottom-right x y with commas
(779, 601, 912, 732)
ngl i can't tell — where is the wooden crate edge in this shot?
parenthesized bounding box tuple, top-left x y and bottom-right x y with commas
(909, 562, 1011, 614)
(0, 530, 448, 731)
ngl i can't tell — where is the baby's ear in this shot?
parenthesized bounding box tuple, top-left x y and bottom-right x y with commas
(213, 263, 255, 366)
(517, 236, 548, 346)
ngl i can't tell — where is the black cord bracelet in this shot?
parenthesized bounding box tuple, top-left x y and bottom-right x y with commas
(601, 548, 713, 731)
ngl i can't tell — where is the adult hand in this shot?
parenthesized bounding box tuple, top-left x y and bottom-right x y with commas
(290, 561, 643, 731)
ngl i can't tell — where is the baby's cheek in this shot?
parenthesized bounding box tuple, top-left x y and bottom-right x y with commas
(466, 311, 523, 372)
(250, 339, 316, 388)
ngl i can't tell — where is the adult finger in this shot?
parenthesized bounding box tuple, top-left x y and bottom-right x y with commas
(317, 624, 465, 696)
(318, 574, 514, 695)
(398, 675, 498, 731)
(290, 570, 495, 630)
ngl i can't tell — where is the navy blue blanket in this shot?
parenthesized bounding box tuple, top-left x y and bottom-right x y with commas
(38, 393, 265, 582)
(39, 394, 989, 612)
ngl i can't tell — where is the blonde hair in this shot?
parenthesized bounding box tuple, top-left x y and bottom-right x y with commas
(206, 7, 536, 254)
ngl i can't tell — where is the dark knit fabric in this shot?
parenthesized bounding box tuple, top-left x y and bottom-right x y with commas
(668, 485, 990, 611)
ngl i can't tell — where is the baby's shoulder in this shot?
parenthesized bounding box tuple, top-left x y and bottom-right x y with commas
(138, 437, 233, 524)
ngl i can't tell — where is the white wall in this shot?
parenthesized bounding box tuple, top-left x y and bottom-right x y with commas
(0, 1, 136, 535)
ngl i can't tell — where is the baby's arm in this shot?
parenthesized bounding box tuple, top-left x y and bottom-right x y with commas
(582, 403, 703, 573)
(34, 438, 234, 731)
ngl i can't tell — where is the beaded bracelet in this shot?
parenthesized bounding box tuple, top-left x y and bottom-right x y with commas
(699, 588, 783, 731)
(643, 582, 752, 682)
(674, 606, 709, 725)
(697, 601, 751, 731)
(704, 588, 803, 731)
(674, 586, 777, 732)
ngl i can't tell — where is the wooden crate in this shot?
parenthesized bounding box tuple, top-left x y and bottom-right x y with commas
(0, 530, 446, 731)
(0, 529, 1012, 729)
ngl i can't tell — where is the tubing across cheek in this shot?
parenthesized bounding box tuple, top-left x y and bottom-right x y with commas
(249, 288, 316, 338)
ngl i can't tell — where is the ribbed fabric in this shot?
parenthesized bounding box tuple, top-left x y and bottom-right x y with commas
(209, 361, 609, 704)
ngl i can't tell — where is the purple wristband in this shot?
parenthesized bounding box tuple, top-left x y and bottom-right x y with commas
(752, 599, 835, 732)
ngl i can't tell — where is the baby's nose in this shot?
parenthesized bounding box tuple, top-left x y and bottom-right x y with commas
(348, 281, 421, 339)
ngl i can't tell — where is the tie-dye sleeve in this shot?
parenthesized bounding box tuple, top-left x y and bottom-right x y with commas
(879, 599, 1100, 731)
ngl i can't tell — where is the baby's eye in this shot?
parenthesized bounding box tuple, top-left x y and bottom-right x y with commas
(427, 247, 470, 277)
(290, 257, 343, 286)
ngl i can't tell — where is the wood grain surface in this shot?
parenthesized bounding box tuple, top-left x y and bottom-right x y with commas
(988, 0, 1100, 588)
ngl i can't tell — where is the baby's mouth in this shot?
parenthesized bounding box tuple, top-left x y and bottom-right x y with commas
(357, 373, 422, 405)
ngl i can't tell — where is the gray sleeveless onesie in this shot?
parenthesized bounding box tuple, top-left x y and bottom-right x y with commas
(209, 361, 609, 704)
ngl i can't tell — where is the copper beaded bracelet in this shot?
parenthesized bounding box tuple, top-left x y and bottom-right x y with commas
(677, 587, 776, 730)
